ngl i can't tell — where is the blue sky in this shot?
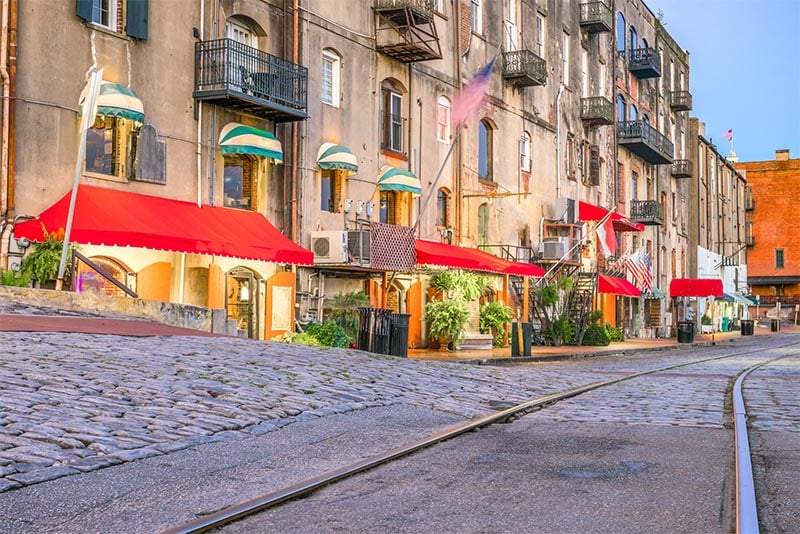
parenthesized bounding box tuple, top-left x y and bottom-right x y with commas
(644, 0, 800, 162)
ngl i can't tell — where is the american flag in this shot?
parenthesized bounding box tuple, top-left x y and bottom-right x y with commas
(723, 129, 733, 142)
(624, 250, 653, 291)
(451, 58, 496, 128)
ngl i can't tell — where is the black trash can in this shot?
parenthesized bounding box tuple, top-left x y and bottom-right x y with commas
(388, 313, 411, 357)
(677, 321, 694, 343)
(370, 309, 392, 354)
(740, 319, 754, 336)
(771, 318, 780, 332)
(357, 307, 373, 351)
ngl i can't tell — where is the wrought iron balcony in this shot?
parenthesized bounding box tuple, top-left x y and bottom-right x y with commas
(617, 120, 674, 164)
(193, 39, 308, 122)
(669, 90, 692, 111)
(580, 96, 614, 125)
(502, 49, 547, 87)
(626, 48, 661, 79)
(671, 159, 692, 178)
(374, 0, 441, 62)
(579, 2, 612, 33)
(630, 200, 664, 226)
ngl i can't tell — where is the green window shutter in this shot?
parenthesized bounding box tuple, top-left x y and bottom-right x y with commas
(76, 0, 92, 22)
(126, 0, 148, 40)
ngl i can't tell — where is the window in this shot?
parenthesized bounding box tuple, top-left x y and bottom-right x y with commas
(504, 0, 518, 51)
(629, 26, 638, 52)
(320, 170, 343, 213)
(379, 191, 410, 225)
(381, 85, 404, 153)
(661, 191, 667, 221)
(566, 134, 576, 180)
(616, 12, 626, 54)
(672, 192, 677, 220)
(436, 188, 450, 227)
(322, 50, 341, 107)
(223, 156, 258, 211)
(616, 163, 625, 204)
(471, 0, 482, 34)
(630, 104, 638, 121)
(520, 131, 531, 173)
(478, 203, 489, 247)
(85, 116, 139, 180)
(77, 0, 148, 39)
(617, 95, 626, 123)
(535, 14, 545, 57)
(630, 170, 638, 201)
(562, 31, 570, 86)
(478, 119, 494, 182)
(581, 47, 588, 97)
(437, 96, 451, 142)
(776, 249, 785, 269)
(432, 0, 444, 13)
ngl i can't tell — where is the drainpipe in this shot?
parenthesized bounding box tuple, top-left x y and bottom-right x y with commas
(196, 0, 205, 207)
(290, 0, 298, 241)
(453, 0, 462, 243)
(556, 84, 565, 200)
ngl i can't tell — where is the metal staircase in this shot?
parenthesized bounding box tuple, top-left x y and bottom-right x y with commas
(568, 272, 597, 345)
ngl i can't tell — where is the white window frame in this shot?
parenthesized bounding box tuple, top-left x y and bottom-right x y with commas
(92, 0, 117, 30)
(471, 0, 482, 34)
(226, 20, 253, 46)
(504, 0, 518, 51)
(562, 30, 570, 86)
(436, 96, 451, 143)
(520, 132, 531, 173)
(535, 14, 545, 57)
(322, 50, 340, 108)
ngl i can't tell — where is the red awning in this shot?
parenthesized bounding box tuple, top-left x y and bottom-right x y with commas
(15, 185, 313, 265)
(669, 278, 724, 297)
(415, 240, 544, 277)
(598, 274, 641, 297)
(578, 201, 645, 232)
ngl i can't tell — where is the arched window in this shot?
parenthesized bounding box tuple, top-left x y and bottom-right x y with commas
(616, 12, 626, 54)
(630, 104, 638, 121)
(437, 96, 451, 142)
(322, 49, 341, 107)
(617, 95, 626, 123)
(520, 131, 531, 173)
(381, 79, 406, 154)
(641, 37, 649, 50)
(629, 26, 638, 52)
(478, 203, 489, 247)
(436, 188, 450, 227)
(478, 119, 494, 182)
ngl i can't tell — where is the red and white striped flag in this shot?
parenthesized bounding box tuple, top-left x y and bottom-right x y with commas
(624, 250, 653, 291)
(723, 129, 733, 142)
(451, 58, 496, 128)
(595, 215, 616, 257)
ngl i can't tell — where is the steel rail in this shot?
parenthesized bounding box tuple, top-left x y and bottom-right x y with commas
(164, 340, 800, 534)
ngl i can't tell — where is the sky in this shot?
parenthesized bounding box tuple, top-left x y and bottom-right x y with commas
(643, 0, 800, 163)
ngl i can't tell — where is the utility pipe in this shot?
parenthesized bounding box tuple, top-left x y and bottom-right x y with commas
(196, 0, 205, 207)
(1, 0, 9, 218)
(290, 0, 298, 241)
(556, 84, 565, 200)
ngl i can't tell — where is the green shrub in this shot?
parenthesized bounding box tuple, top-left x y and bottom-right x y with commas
(582, 311, 610, 346)
(424, 299, 470, 344)
(479, 301, 512, 347)
(306, 320, 350, 348)
(21, 229, 73, 284)
(605, 323, 624, 342)
(552, 316, 574, 345)
(289, 332, 322, 346)
(0, 268, 32, 287)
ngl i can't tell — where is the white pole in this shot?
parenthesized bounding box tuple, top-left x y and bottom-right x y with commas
(56, 67, 103, 290)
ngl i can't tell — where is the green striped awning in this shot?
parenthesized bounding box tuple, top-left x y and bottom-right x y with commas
(219, 122, 283, 162)
(377, 165, 422, 197)
(79, 81, 145, 123)
(316, 142, 358, 174)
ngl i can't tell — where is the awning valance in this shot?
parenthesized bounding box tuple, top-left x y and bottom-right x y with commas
(415, 240, 544, 277)
(14, 185, 313, 265)
(377, 165, 422, 197)
(80, 80, 145, 123)
(317, 143, 358, 174)
(219, 122, 283, 162)
(579, 201, 645, 232)
(642, 287, 665, 299)
(721, 292, 752, 306)
(598, 274, 641, 297)
(669, 278, 724, 297)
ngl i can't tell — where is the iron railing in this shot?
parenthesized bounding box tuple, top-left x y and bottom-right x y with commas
(502, 49, 547, 87)
(671, 159, 692, 178)
(626, 47, 661, 78)
(579, 2, 613, 33)
(617, 120, 674, 163)
(630, 200, 664, 226)
(580, 96, 614, 125)
(670, 90, 692, 111)
(374, 0, 434, 18)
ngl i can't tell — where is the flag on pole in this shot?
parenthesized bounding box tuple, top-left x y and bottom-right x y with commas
(723, 129, 733, 142)
(595, 216, 617, 257)
(451, 57, 496, 128)
(624, 250, 653, 291)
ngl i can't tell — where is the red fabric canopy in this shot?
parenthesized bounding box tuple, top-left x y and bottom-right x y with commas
(15, 185, 314, 265)
(598, 274, 641, 297)
(415, 240, 544, 277)
(578, 201, 645, 232)
(669, 278, 724, 297)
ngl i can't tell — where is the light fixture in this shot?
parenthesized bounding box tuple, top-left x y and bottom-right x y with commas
(239, 284, 250, 301)
(366, 202, 375, 216)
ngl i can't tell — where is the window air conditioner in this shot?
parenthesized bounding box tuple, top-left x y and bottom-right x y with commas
(347, 230, 371, 264)
(311, 231, 349, 264)
(541, 237, 570, 260)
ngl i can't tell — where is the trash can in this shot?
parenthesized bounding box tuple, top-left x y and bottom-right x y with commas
(677, 321, 694, 343)
(721, 317, 729, 332)
(771, 318, 780, 332)
(370, 309, 392, 354)
(740, 319, 754, 336)
(511, 321, 532, 357)
(388, 313, 411, 357)
(357, 307, 373, 351)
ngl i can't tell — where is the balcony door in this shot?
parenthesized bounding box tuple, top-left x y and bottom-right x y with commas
(226, 19, 255, 93)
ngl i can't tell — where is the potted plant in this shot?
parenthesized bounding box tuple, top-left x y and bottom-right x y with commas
(479, 301, 512, 347)
(20, 228, 73, 289)
(424, 299, 470, 350)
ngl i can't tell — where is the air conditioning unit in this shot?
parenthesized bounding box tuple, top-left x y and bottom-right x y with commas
(540, 237, 570, 260)
(347, 230, 371, 264)
(311, 231, 348, 264)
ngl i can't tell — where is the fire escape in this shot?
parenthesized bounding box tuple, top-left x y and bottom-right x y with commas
(373, 0, 442, 62)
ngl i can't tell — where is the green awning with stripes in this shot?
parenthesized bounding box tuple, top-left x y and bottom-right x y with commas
(377, 165, 422, 197)
(316, 142, 358, 174)
(79, 80, 145, 123)
(219, 122, 283, 162)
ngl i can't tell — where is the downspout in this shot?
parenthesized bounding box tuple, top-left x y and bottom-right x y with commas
(556, 84, 564, 200)
(290, 0, 299, 241)
(453, 0, 463, 243)
(0, 0, 14, 270)
(196, 0, 205, 207)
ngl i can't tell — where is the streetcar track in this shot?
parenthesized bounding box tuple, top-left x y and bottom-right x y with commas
(164, 338, 800, 534)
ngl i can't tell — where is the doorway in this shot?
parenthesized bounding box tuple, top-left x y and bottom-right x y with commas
(226, 267, 260, 338)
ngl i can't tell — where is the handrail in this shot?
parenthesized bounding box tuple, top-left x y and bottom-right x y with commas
(72, 249, 138, 298)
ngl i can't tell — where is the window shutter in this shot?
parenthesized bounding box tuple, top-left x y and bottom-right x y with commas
(127, 0, 149, 40)
(76, 0, 92, 22)
(589, 145, 600, 186)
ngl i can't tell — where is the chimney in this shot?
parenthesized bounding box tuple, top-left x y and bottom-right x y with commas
(776, 149, 790, 161)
